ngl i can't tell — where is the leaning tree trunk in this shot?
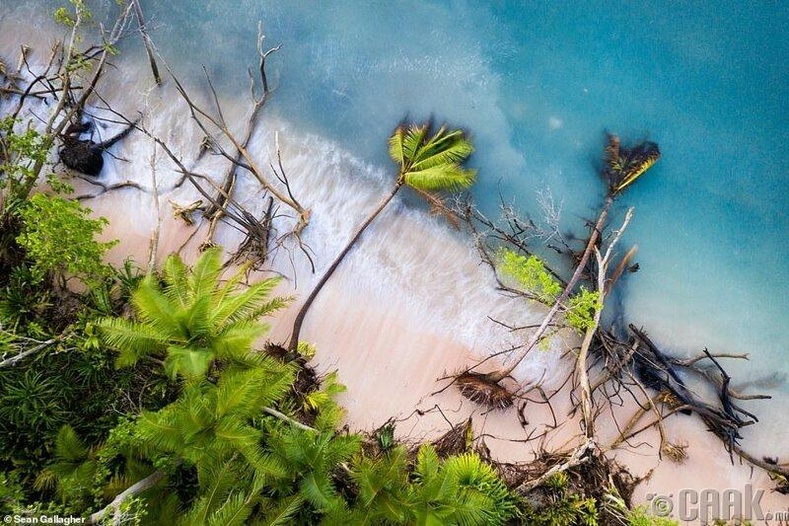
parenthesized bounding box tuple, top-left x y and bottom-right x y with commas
(484, 195, 614, 382)
(287, 181, 404, 353)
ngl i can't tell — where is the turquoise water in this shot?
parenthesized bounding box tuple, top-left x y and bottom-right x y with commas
(2, 1, 787, 443)
(134, 1, 788, 360)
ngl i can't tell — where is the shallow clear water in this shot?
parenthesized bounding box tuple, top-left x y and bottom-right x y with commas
(2, 0, 787, 450)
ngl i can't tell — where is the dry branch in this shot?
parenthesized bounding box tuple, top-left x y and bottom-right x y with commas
(130, 0, 161, 85)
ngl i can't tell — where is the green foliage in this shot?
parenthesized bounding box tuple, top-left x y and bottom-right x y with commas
(566, 287, 603, 332)
(626, 506, 679, 526)
(16, 194, 116, 285)
(408, 444, 518, 525)
(34, 425, 98, 506)
(347, 446, 411, 524)
(54, 0, 92, 27)
(337, 443, 517, 525)
(297, 340, 317, 360)
(0, 117, 51, 205)
(498, 249, 562, 304)
(0, 471, 26, 515)
(0, 369, 68, 437)
(303, 370, 348, 431)
(266, 424, 360, 516)
(0, 266, 52, 327)
(99, 248, 288, 381)
(389, 122, 476, 191)
(374, 420, 396, 453)
(521, 473, 599, 526)
(134, 364, 294, 470)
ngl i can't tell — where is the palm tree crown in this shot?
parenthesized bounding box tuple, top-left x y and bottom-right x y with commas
(100, 247, 288, 380)
(389, 122, 477, 191)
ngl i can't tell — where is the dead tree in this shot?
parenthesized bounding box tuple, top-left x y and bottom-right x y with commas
(455, 134, 659, 408)
(449, 133, 787, 493)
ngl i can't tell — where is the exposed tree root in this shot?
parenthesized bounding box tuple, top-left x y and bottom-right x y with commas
(455, 371, 514, 410)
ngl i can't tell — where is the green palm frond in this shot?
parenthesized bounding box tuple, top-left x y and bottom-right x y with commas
(189, 247, 223, 301)
(300, 470, 339, 511)
(135, 408, 186, 455)
(210, 278, 283, 327)
(182, 385, 215, 430)
(410, 127, 473, 169)
(211, 320, 268, 360)
(53, 424, 89, 462)
(181, 491, 253, 526)
(403, 164, 477, 192)
(248, 447, 289, 483)
(323, 433, 361, 466)
(214, 369, 268, 419)
(205, 492, 254, 526)
(214, 417, 260, 451)
(390, 122, 476, 193)
(102, 473, 137, 501)
(132, 276, 183, 338)
(177, 293, 213, 340)
(35, 425, 100, 503)
(400, 123, 429, 164)
(388, 125, 406, 166)
(101, 247, 288, 382)
(163, 252, 192, 307)
(99, 317, 168, 367)
(164, 346, 215, 380)
(408, 448, 516, 525)
(259, 494, 305, 526)
(352, 447, 410, 521)
(195, 455, 246, 520)
(414, 444, 441, 484)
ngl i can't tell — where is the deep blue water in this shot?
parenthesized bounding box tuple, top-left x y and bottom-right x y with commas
(3, 1, 787, 425)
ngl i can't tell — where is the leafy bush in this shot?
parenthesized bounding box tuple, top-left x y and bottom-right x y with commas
(16, 194, 116, 285)
(566, 287, 603, 332)
(498, 249, 562, 304)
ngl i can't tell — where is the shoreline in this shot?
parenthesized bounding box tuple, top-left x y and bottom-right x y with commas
(3, 13, 786, 518)
(82, 126, 788, 517)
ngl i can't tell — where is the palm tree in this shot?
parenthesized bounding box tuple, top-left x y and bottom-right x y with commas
(458, 134, 659, 408)
(288, 121, 477, 353)
(99, 247, 288, 380)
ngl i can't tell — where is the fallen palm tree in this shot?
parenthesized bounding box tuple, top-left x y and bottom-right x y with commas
(287, 121, 477, 355)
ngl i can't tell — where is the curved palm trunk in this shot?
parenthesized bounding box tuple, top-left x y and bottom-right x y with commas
(486, 195, 614, 382)
(288, 181, 404, 353)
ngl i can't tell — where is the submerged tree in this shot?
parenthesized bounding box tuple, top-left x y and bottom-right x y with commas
(287, 122, 477, 353)
(456, 134, 660, 408)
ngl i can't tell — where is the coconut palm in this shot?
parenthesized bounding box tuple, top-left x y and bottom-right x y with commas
(99, 247, 288, 381)
(319, 443, 517, 525)
(288, 121, 476, 353)
(458, 134, 659, 408)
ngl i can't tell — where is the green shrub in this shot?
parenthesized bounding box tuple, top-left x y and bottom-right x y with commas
(16, 194, 116, 285)
(498, 249, 562, 304)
